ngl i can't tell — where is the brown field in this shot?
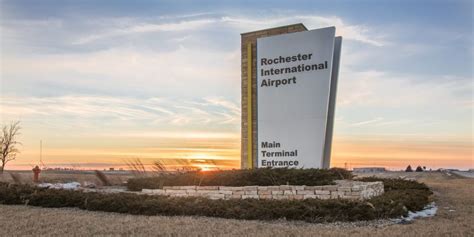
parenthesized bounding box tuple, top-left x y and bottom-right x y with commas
(0, 171, 473, 236)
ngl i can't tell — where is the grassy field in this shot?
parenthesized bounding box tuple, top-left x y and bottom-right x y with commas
(0, 171, 472, 236)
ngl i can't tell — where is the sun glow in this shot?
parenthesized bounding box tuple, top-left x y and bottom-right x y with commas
(195, 164, 217, 171)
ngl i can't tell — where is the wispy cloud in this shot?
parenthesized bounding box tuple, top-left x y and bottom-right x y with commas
(337, 70, 473, 108)
(350, 117, 384, 127)
(222, 15, 387, 46)
(0, 95, 240, 127)
(2, 46, 241, 98)
(62, 13, 387, 47)
(73, 18, 216, 45)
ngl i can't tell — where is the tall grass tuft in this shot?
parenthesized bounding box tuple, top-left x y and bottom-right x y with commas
(125, 158, 148, 176)
(9, 172, 22, 184)
(151, 160, 167, 173)
(94, 170, 111, 186)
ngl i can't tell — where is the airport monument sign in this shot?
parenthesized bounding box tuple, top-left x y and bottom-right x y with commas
(241, 24, 341, 169)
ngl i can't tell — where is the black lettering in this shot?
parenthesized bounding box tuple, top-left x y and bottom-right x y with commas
(275, 80, 281, 87)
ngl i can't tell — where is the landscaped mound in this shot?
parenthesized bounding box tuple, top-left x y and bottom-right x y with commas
(127, 168, 353, 191)
(0, 177, 432, 223)
(357, 177, 433, 213)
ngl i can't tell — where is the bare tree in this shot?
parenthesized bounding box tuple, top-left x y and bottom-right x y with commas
(0, 121, 21, 173)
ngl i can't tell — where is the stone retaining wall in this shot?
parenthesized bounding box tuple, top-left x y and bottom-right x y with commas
(142, 180, 384, 200)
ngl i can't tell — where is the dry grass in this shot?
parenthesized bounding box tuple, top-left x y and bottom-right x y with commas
(0, 171, 472, 236)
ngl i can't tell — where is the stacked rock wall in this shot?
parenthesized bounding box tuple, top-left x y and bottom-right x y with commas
(142, 181, 384, 200)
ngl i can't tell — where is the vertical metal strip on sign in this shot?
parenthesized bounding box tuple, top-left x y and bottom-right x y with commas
(247, 43, 253, 169)
(323, 36, 342, 169)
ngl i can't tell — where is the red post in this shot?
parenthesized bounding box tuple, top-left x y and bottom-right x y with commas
(32, 165, 41, 183)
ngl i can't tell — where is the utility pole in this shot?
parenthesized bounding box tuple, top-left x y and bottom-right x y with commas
(40, 140, 42, 164)
(39, 140, 46, 168)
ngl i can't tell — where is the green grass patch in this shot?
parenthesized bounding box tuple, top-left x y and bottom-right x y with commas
(126, 168, 353, 191)
(0, 177, 432, 223)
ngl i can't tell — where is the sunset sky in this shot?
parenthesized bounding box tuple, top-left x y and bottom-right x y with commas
(1, 0, 472, 171)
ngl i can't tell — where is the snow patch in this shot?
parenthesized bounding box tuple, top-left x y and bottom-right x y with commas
(38, 182, 81, 190)
(395, 202, 437, 223)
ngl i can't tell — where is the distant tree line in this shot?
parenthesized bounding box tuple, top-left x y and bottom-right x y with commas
(405, 165, 426, 172)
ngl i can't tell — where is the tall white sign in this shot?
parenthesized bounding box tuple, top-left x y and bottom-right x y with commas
(256, 27, 340, 168)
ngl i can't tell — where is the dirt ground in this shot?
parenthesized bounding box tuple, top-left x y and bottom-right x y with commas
(0, 171, 473, 236)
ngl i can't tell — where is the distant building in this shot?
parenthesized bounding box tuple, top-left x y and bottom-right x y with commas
(353, 167, 386, 173)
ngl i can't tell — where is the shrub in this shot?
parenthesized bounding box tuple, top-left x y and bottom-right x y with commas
(356, 177, 433, 215)
(84, 193, 380, 222)
(0, 182, 378, 222)
(356, 177, 430, 192)
(0, 177, 432, 223)
(127, 168, 353, 191)
(0, 182, 36, 204)
(28, 189, 88, 208)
